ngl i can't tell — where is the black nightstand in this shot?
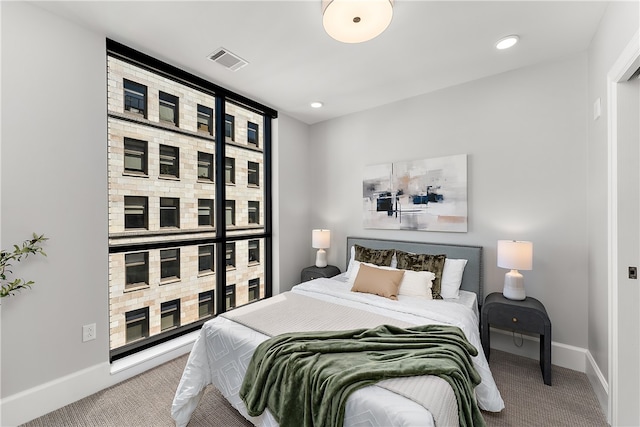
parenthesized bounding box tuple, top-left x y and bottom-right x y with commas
(481, 292, 552, 385)
(301, 265, 341, 282)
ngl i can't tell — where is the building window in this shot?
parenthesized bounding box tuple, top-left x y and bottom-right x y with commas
(198, 199, 214, 226)
(248, 122, 259, 147)
(159, 144, 179, 178)
(248, 278, 260, 302)
(198, 245, 214, 274)
(160, 248, 180, 282)
(225, 157, 235, 184)
(248, 201, 259, 224)
(198, 290, 214, 318)
(226, 284, 236, 310)
(124, 138, 147, 175)
(198, 152, 213, 181)
(125, 307, 149, 343)
(160, 197, 180, 228)
(159, 91, 179, 126)
(124, 196, 148, 229)
(197, 104, 213, 134)
(247, 161, 259, 186)
(226, 242, 236, 269)
(125, 252, 148, 289)
(160, 299, 180, 331)
(225, 200, 235, 226)
(248, 239, 260, 264)
(124, 79, 147, 118)
(225, 114, 235, 141)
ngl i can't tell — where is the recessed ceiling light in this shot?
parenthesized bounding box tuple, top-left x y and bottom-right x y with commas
(496, 35, 519, 50)
(310, 101, 324, 108)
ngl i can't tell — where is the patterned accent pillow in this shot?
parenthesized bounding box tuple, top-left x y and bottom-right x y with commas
(353, 244, 394, 267)
(395, 250, 447, 299)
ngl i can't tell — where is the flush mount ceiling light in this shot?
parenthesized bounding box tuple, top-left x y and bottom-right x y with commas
(310, 101, 324, 108)
(496, 35, 519, 50)
(322, 0, 394, 44)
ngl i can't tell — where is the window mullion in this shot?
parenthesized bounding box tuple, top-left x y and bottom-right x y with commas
(215, 96, 227, 315)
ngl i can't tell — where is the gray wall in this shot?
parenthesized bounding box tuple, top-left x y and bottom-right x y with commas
(309, 54, 590, 349)
(1, 1, 109, 397)
(587, 0, 640, 385)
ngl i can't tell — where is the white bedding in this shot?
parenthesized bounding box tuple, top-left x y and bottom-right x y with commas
(171, 277, 504, 427)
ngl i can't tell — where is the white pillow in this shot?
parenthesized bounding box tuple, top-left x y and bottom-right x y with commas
(440, 258, 468, 299)
(345, 246, 356, 278)
(397, 269, 435, 299)
(348, 261, 434, 299)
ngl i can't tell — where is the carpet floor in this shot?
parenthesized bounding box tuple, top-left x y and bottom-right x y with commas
(23, 349, 607, 426)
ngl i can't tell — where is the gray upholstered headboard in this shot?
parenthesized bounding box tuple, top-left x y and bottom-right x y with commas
(346, 236, 484, 307)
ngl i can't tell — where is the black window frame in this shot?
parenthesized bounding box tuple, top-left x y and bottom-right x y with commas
(107, 39, 275, 363)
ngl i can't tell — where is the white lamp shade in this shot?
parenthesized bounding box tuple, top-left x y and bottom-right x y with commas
(322, 0, 394, 44)
(497, 240, 533, 271)
(312, 229, 331, 249)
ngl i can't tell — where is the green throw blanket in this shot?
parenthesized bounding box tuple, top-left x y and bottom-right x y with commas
(239, 324, 486, 427)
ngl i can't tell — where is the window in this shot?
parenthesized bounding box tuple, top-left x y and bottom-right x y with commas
(198, 199, 214, 226)
(226, 284, 236, 310)
(197, 104, 213, 134)
(159, 144, 179, 178)
(198, 245, 214, 274)
(248, 239, 260, 264)
(125, 252, 148, 289)
(225, 157, 235, 184)
(160, 299, 180, 331)
(124, 79, 147, 118)
(159, 91, 179, 126)
(198, 290, 214, 318)
(226, 242, 236, 268)
(225, 114, 235, 140)
(108, 42, 274, 361)
(248, 122, 259, 147)
(248, 278, 260, 302)
(124, 138, 147, 175)
(198, 152, 213, 181)
(248, 201, 259, 224)
(125, 307, 149, 343)
(160, 248, 180, 282)
(247, 161, 259, 186)
(160, 198, 180, 228)
(124, 196, 148, 229)
(225, 200, 235, 226)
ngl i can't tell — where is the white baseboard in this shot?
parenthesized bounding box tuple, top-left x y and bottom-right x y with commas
(489, 328, 586, 371)
(489, 328, 610, 419)
(0, 331, 198, 426)
(585, 350, 609, 422)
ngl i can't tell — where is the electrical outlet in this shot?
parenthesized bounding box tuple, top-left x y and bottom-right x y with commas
(82, 323, 96, 342)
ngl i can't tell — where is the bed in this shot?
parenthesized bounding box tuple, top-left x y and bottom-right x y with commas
(171, 237, 504, 427)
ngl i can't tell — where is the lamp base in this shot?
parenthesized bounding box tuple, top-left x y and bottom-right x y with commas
(503, 269, 526, 300)
(315, 249, 327, 268)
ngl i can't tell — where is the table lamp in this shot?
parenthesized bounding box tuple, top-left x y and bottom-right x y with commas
(312, 229, 330, 268)
(497, 240, 533, 300)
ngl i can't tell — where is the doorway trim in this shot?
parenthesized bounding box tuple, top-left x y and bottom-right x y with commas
(608, 29, 640, 426)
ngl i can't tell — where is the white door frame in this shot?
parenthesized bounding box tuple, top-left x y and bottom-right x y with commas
(608, 29, 640, 426)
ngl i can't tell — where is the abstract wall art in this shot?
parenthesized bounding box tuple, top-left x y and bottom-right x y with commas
(363, 154, 467, 232)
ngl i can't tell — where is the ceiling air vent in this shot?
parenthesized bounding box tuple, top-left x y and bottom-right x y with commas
(207, 48, 248, 72)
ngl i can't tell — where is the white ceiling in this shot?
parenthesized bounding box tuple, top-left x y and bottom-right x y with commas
(33, 1, 608, 124)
